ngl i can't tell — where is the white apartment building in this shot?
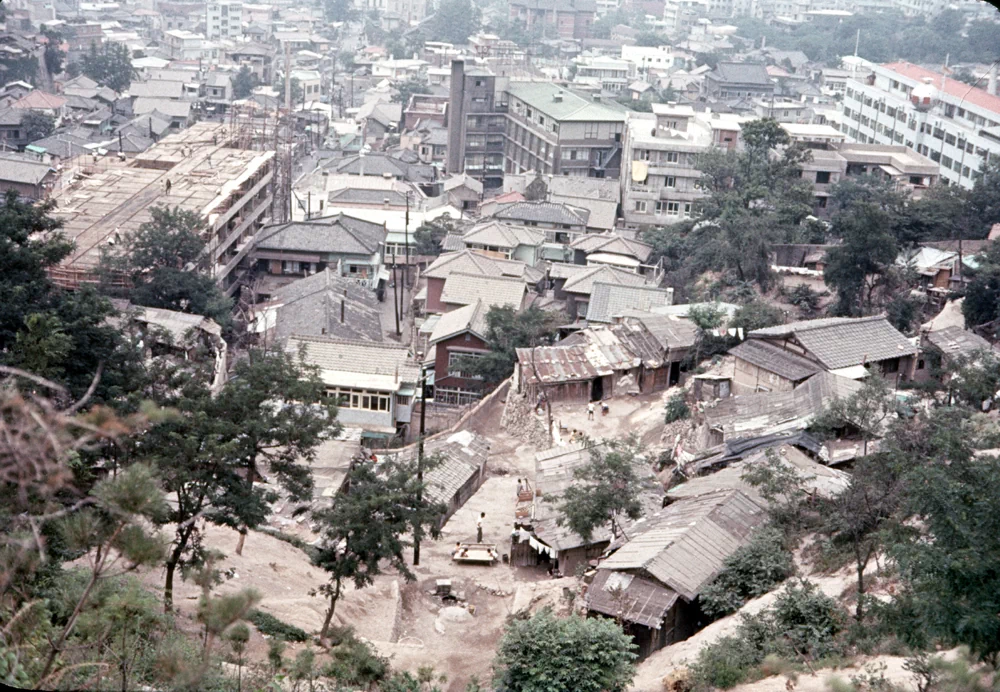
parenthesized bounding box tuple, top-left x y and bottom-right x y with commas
(163, 30, 210, 61)
(621, 45, 679, 74)
(206, 0, 242, 40)
(839, 61, 1000, 189)
(621, 104, 723, 229)
(573, 56, 636, 93)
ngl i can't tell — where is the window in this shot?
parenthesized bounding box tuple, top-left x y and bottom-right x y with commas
(324, 388, 391, 412)
(665, 151, 679, 164)
(666, 202, 680, 215)
(683, 203, 692, 217)
(526, 107, 533, 118)
(585, 123, 599, 139)
(639, 149, 650, 161)
(654, 200, 666, 215)
(945, 133, 956, 146)
(474, 79, 483, 86)
(448, 351, 485, 379)
(634, 200, 647, 213)
(666, 176, 676, 188)
(816, 171, 831, 184)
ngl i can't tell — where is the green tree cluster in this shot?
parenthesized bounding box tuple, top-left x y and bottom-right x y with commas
(459, 305, 563, 386)
(81, 41, 135, 93)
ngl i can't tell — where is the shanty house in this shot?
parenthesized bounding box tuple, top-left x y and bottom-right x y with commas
(0, 153, 56, 199)
(921, 325, 998, 375)
(587, 489, 766, 658)
(732, 316, 918, 394)
(288, 334, 419, 443)
(514, 443, 663, 575)
(586, 283, 674, 324)
(379, 430, 490, 524)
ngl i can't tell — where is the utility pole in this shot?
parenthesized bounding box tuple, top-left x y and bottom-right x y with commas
(413, 370, 427, 566)
(393, 248, 400, 336)
(404, 192, 411, 288)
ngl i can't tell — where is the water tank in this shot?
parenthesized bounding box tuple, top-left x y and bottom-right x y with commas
(911, 77, 937, 112)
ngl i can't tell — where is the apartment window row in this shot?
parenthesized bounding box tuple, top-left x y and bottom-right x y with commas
(324, 388, 392, 412)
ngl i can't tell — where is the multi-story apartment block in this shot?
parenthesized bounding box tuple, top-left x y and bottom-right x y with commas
(620, 104, 712, 230)
(621, 45, 679, 75)
(206, 0, 242, 39)
(163, 29, 209, 60)
(446, 61, 506, 189)
(504, 82, 628, 179)
(507, 0, 597, 40)
(573, 56, 636, 94)
(839, 62, 1000, 189)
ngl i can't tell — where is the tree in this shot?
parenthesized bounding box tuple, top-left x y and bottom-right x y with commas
(810, 374, 895, 455)
(214, 348, 340, 556)
(232, 66, 259, 100)
(392, 78, 431, 105)
(823, 201, 901, 317)
(695, 119, 815, 289)
(699, 527, 794, 618)
(731, 300, 784, 332)
(21, 111, 55, 142)
(634, 31, 666, 46)
(557, 436, 655, 541)
(426, 0, 481, 45)
(492, 609, 637, 692)
(312, 455, 445, 639)
(325, 0, 359, 22)
(81, 41, 135, 93)
(968, 157, 1000, 236)
(458, 305, 563, 386)
(413, 218, 457, 256)
(100, 205, 233, 328)
(962, 241, 1000, 334)
(942, 350, 1000, 409)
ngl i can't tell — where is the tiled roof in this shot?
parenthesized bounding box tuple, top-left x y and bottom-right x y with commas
(428, 299, 489, 343)
(256, 214, 386, 255)
(749, 316, 917, 370)
(924, 325, 996, 359)
(570, 233, 653, 262)
(462, 220, 545, 249)
(495, 200, 590, 227)
(133, 97, 191, 118)
(327, 187, 410, 205)
(269, 268, 384, 344)
(422, 250, 504, 279)
(0, 153, 54, 185)
(562, 264, 649, 296)
(586, 282, 672, 323)
(711, 62, 772, 86)
(439, 272, 526, 309)
(12, 90, 67, 110)
(599, 489, 766, 601)
(128, 80, 184, 99)
(729, 339, 822, 382)
(287, 334, 419, 382)
(882, 62, 1000, 117)
(381, 430, 490, 507)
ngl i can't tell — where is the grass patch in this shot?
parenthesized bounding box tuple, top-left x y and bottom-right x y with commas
(247, 609, 310, 642)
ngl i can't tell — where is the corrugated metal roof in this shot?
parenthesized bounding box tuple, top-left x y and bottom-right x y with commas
(586, 569, 679, 629)
(517, 343, 610, 385)
(599, 489, 766, 601)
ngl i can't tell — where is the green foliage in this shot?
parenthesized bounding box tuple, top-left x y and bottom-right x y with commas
(21, 111, 55, 142)
(963, 241, 1000, 335)
(325, 0, 359, 22)
(100, 205, 233, 328)
(943, 350, 1000, 408)
(492, 609, 637, 692)
(691, 581, 844, 689)
(246, 609, 309, 642)
(557, 436, 655, 542)
(232, 66, 259, 100)
(426, 0, 481, 45)
(413, 218, 457, 256)
(785, 284, 822, 316)
(322, 627, 391, 687)
(809, 375, 894, 453)
(312, 454, 445, 637)
(731, 300, 784, 332)
(392, 78, 432, 105)
(700, 528, 795, 619)
(81, 41, 135, 92)
(665, 392, 690, 423)
(460, 305, 563, 386)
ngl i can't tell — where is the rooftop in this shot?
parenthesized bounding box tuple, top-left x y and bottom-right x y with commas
(494, 200, 591, 227)
(881, 61, 1000, 117)
(428, 299, 490, 343)
(264, 268, 384, 344)
(586, 282, 674, 324)
(255, 214, 386, 255)
(439, 272, 527, 309)
(506, 82, 628, 122)
(287, 334, 419, 390)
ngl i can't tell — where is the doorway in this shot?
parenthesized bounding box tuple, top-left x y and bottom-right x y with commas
(591, 377, 603, 402)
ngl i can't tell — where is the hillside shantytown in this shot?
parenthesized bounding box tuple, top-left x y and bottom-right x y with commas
(2, 0, 1000, 689)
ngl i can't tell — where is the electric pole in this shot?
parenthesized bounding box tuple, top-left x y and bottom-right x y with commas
(393, 248, 400, 336)
(413, 370, 427, 566)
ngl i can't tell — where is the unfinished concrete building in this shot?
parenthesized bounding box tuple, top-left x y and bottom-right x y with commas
(49, 122, 276, 296)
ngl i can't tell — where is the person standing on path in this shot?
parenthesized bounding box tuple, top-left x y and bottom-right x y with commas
(587, 402, 595, 420)
(477, 512, 485, 543)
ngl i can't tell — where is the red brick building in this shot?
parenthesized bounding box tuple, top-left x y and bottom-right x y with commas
(426, 300, 492, 406)
(508, 0, 596, 40)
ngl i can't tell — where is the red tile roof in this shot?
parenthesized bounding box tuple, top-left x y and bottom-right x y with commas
(881, 61, 1000, 116)
(12, 91, 68, 110)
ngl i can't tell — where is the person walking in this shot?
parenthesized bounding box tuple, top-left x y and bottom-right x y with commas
(477, 512, 485, 543)
(587, 402, 595, 421)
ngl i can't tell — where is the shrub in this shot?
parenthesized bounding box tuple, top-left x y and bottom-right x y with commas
(323, 627, 390, 687)
(699, 528, 795, 618)
(247, 609, 309, 642)
(665, 392, 691, 423)
(771, 580, 844, 659)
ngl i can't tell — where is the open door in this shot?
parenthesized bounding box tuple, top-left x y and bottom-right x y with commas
(591, 377, 603, 402)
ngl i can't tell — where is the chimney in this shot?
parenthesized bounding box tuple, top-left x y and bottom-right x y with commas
(553, 90, 564, 102)
(990, 63, 998, 97)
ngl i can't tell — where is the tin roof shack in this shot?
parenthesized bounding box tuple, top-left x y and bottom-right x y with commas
(586, 283, 674, 324)
(378, 430, 490, 524)
(587, 489, 766, 659)
(699, 371, 863, 448)
(288, 335, 420, 443)
(733, 316, 918, 395)
(49, 122, 275, 296)
(921, 325, 999, 378)
(517, 443, 663, 576)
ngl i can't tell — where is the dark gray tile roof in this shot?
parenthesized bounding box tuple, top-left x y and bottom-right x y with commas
(329, 152, 436, 183)
(570, 233, 653, 262)
(587, 282, 673, 324)
(440, 271, 526, 309)
(925, 326, 996, 359)
(729, 339, 822, 382)
(327, 187, 410, 206)
(750, 316, 917, 370)
(600, 489, 766, 601)
(270, 268, 384, 344)
(711, 62, 772, 86)
(381, 430, 490, 507)
(0, 153, 54, 185)
(562, 264, 649, 296)
(256, 214, 386, 255)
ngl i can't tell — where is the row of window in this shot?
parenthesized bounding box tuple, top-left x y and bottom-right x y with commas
(635, 150, 684, 165)
(324, 388, 392, 412)
(634, 200, 693, 217)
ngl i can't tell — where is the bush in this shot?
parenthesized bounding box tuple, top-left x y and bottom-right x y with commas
(771, 580, 844, 659)
(247, 609, 309, 642)
(323, 627, 390, 687)
(665, 392, 691, 423)
(699, 528, 795, 619)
